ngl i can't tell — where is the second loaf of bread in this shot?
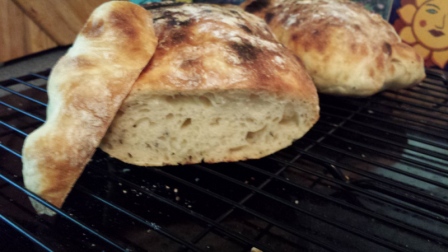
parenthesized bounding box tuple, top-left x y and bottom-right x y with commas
(242, 0, 425, 96)
(99, 4, 319, 166)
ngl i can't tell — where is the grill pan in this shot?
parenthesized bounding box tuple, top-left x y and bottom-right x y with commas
(0, 68, 447, 252)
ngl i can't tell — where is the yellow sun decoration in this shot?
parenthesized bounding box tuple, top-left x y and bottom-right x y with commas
(398, 0, 448, 68)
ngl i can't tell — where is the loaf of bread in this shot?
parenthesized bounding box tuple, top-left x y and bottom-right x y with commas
(242, 0, 426, 96)
(99, 4, 319, 166)
(21, 2, 158, 215)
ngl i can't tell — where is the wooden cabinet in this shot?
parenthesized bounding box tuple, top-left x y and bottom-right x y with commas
(0, 0, 109, 63)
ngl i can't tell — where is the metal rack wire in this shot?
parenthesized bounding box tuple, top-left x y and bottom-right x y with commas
(0, 69, 447, 252)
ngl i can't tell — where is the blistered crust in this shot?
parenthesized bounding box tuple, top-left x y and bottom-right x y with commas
(131, 4, 317, 104)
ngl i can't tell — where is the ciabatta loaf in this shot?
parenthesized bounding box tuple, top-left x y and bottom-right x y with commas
(22, 2, 158, 215)
(242, 0, 425, 96)
(100, 4, 319, 166)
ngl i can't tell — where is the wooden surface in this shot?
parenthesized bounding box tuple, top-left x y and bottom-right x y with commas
(13, 0, 109, 45)
(0, 0, 57, 63)
(0, 0, 109, 63)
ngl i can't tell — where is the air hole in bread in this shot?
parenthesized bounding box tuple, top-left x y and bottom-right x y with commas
(246, 126, 267, 144)
(181, 118, 192, 128)
(279, 104, 298, 126)
(103, 142, 113, 149)
(197, 96, 212, 107)
(165, 95, 179, 103)
(210, 117, 221, 126)
(249, 94, 259, 101)
(134, 117, 152, 128)
(229, 146, 246, 152)
(166, 113, 174, 119)
(279, 114, 297, 126)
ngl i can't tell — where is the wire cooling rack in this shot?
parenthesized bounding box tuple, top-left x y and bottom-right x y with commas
(0, 69, 447, 252)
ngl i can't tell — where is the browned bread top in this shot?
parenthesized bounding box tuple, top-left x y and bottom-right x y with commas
(131, 4, 317, 103)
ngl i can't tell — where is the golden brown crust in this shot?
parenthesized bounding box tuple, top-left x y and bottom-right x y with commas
(99, 4, 319, 168)
(22, 2, 157, 214)
(131, 4, 317, 105)
(243, 0, 425, 96)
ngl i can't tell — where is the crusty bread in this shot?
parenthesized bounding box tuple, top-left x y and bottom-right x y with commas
(242, 0, 426, 96)
(99, 4, 319, 166)
(21, 2, 158, 215)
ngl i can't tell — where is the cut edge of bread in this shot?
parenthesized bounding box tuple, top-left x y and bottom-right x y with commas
(100, 89, 319, 166)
